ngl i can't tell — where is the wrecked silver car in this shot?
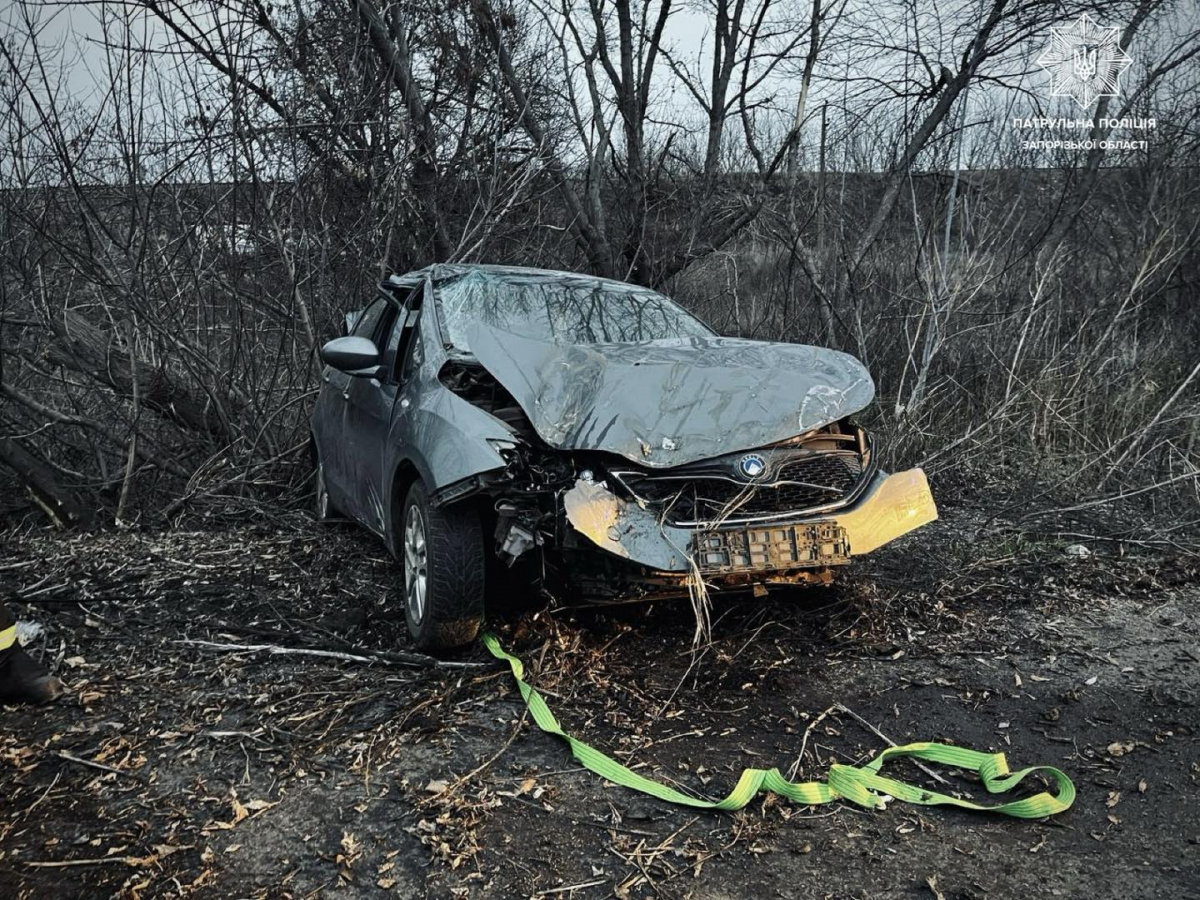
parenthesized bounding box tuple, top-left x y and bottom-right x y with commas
(311, 265, 937, 650)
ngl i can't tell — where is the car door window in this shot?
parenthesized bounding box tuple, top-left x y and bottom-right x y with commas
(398, 312, 422, 383)
(380, 308, 405, 378)
(351, 298, 387, 340)
(382, 287, 423, 384)
(374, 303, 399, 368)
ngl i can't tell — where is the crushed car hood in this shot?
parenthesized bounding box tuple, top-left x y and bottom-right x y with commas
(465, 325, 875, 467)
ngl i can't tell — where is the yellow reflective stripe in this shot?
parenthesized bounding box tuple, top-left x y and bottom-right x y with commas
(0, 624, 16, 652)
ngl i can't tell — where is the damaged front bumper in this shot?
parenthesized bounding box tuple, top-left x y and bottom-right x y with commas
(563, 468, 938, 576)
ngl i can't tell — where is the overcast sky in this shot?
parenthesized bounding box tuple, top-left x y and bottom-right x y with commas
(3, 1, 1194, 180)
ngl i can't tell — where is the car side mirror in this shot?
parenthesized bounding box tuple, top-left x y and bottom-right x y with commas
(320, 336, 382, 376)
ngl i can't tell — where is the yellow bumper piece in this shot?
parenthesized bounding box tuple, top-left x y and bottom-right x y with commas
(830, 468, 938, 555)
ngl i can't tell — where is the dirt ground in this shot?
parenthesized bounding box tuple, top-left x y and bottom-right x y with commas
(1, 498, 1197, 900)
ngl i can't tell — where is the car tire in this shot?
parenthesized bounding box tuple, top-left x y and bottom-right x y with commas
(401, 481, 485, 652)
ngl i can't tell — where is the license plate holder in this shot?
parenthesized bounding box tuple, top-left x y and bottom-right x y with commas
(693, 523, 850, 572)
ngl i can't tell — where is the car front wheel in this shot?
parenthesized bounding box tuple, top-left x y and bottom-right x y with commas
(401, 482, 485, 652)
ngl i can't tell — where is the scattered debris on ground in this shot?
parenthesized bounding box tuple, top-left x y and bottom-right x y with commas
(2, 503, 1197, 898)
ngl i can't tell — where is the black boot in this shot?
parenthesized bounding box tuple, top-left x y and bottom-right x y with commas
(0, 600, 63, 704)
(0, 644, 64, 705)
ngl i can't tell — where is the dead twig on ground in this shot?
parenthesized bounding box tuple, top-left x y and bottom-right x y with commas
(835, 703, 952, 787)
(787, 704, 837, 780)
(433, 705, 530, 803)
(25, 858, 136, 869)
(57, 751, 147, 782)
(174, 638, 481, 669)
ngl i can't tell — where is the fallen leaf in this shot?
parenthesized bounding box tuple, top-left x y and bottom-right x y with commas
(121, 855, 160, 868)
(1106, 791, 1120, 808)
(205, 797, 249, 831)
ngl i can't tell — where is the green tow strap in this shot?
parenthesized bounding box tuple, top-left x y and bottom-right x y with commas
(482, 633, 1075, 818)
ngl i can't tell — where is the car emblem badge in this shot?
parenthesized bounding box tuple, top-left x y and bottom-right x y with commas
(737, 454, 767, 480)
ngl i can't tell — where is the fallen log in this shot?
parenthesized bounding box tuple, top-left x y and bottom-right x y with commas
(0, 436, 92, 528)
(46, 310, 235, 440)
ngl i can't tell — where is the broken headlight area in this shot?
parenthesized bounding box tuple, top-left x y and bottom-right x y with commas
(476, 442, 579, 569)
(440, 359, 535, 441)
(438, 359, 582, 566)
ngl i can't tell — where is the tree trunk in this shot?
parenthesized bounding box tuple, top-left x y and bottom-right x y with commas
(0, 437, 92, 528)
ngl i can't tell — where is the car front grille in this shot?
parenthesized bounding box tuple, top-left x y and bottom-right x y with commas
(611, 448, 868, 526)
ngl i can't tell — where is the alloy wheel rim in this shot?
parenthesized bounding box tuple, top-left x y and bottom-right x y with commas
(404, 505, 428, 625)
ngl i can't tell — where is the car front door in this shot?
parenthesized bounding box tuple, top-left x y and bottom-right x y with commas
(320, 297, 391, 520)
(342, 287, 422, 533)
(314, 354, 353, 514)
